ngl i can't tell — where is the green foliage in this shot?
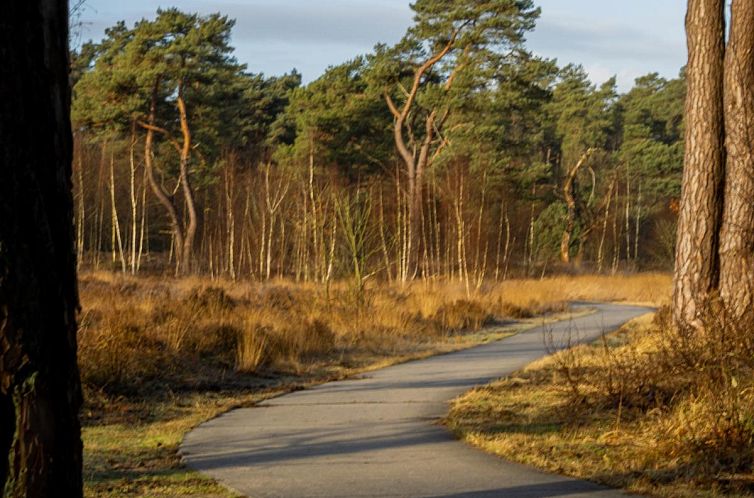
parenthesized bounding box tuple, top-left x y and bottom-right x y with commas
(532, 202, 567, 262)
(618, 72, 685, 201)
(548, 65, 619, 167)
(365, 0, 542, 184)
(73, 8, 300, 179)
(70, 6, 688, 276)
(408, 0, 540, 56)
(279, 58, 392, 178)
(452, 52, 558, 193)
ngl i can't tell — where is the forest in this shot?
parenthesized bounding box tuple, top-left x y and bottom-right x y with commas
(71, 6, 685, 286)
(12, 1, 754, 497)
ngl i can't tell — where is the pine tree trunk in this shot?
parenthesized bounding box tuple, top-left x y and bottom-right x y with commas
(0, 1, 83, 495)
(176, 91, 198, 274)
(141, 80, 185, 275)
(673, 0, 726, 329)
(719, 0, 754, 322)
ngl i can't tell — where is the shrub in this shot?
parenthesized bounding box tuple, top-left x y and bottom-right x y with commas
(431, 300, 494, 334)
(78, 305, 165, 393)
(236, 322, 270, 373)
(544, 303, 754, 491)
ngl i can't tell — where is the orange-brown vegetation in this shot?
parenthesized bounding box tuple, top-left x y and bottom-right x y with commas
(79, 272, 669, 497)
(448, 299, 754, 497)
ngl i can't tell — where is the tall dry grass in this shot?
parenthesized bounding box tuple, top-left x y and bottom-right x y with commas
(455, 299, 754, 496)
(77, 271, 671, 497)
(494, 272, 670, 308)
(77, 272, 669, 395)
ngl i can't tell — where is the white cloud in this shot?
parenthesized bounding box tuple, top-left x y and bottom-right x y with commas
(79, 0, 686, 90)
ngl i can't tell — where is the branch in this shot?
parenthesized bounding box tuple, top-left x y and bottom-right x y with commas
(384, 91, 401, 119)
(444, 45, 471, 91)
(587, 165, 597, 207)
(430, 136, 450, 165)
(136, 121, 183, 155)
(397, 81, 411, 99)
(400, 27, 462, 123)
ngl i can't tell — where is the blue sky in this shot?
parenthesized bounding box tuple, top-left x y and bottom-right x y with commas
(76, 0, 686, 92)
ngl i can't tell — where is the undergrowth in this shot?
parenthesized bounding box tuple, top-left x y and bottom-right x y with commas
(78, 271, 669, 497)
(448, 301, 754, 497)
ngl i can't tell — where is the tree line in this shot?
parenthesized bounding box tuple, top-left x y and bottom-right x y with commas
(4, 0, 753, 496)
(71, 5, 686, 286)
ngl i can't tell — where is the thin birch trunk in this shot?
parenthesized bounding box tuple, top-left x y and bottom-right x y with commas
(109, 152, 126, 272)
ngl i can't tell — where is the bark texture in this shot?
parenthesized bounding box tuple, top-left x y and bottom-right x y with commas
(0, 0, 84, 496)
(673, 0, 726, 329)
(719, 0, 754, 322)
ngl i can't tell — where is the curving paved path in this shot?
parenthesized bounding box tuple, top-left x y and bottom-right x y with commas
(181, 303, 652, 498)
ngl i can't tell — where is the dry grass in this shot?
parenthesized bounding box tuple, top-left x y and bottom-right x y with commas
(492, 272, 670, 308)
(447, 302, 754, 497)
(77, 276, 534, 393)
(78, 271, 669, 497)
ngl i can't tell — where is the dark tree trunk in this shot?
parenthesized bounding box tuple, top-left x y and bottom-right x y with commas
(719, 0, 754, 322)
(673, 0, 726, 330)
(0, 1, 84, 496)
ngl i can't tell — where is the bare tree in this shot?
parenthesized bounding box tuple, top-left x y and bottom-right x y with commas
(0, 0, 83, 495)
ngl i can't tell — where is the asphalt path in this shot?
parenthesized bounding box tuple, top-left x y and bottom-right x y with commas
(182, 302, 652, 498)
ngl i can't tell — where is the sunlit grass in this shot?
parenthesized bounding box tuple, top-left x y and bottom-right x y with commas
(79, 272, 669, 497)
(447, 307, 754, 497)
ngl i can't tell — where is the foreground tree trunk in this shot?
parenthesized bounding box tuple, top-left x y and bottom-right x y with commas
(719, 0, 754, 322)
(0, 0, 84, 496)
(673, 0, 726, 329)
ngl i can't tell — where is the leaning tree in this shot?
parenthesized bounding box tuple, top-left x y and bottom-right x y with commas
(369, 0, 540, 279)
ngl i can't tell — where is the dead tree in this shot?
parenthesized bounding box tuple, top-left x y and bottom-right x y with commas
(560, 149, 594, 264)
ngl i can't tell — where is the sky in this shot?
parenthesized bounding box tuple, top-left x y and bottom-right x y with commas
(76, 0, 687, 93)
